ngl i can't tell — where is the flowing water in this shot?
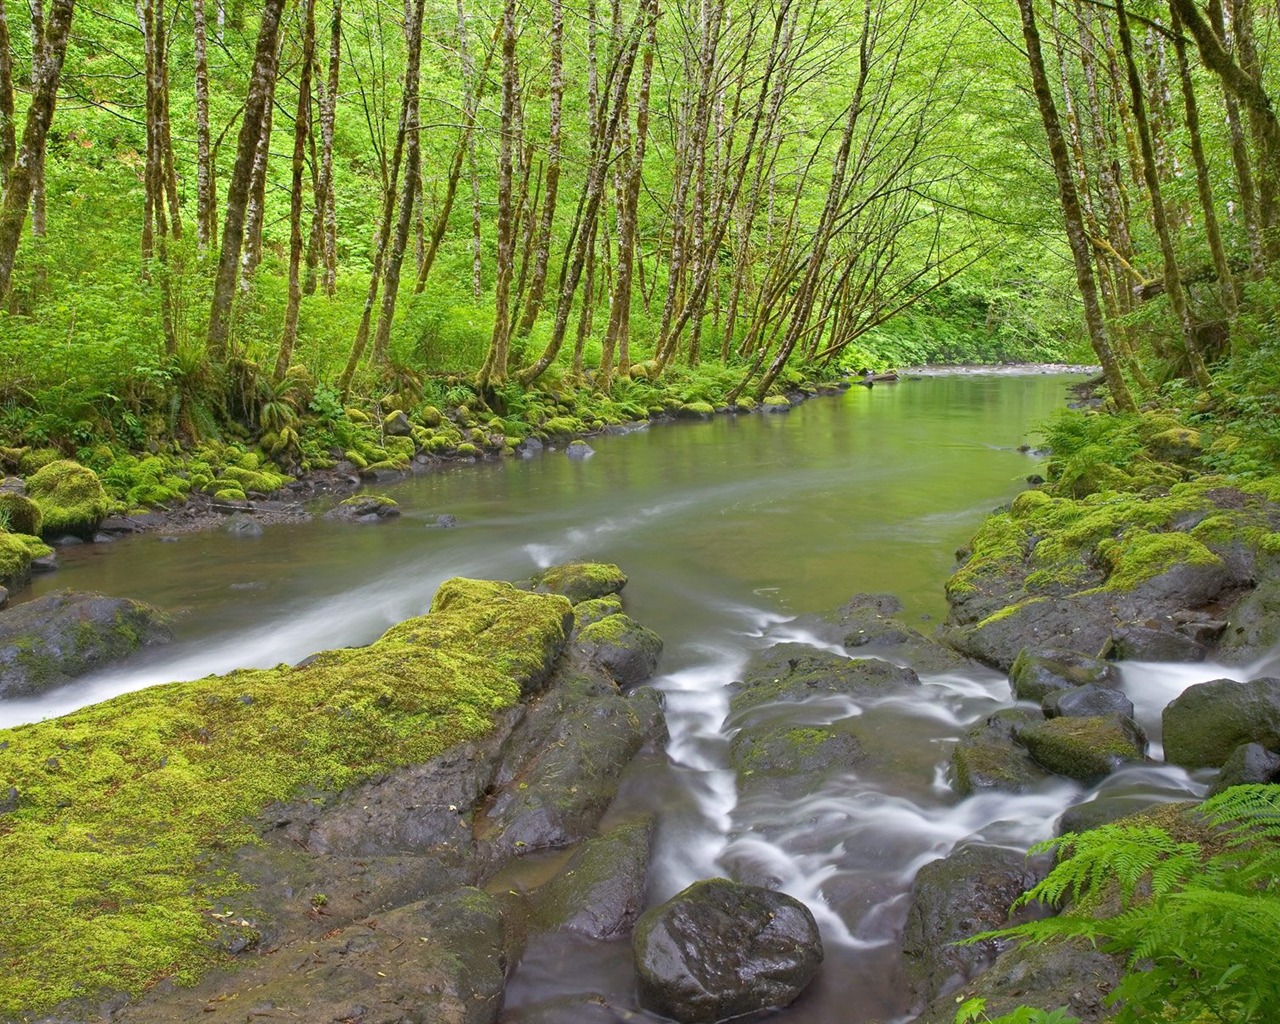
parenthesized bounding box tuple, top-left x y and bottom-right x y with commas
(3, 372, 1257, 1022)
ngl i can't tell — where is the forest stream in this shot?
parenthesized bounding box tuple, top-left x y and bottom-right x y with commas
(3, 372, 1253, 1022)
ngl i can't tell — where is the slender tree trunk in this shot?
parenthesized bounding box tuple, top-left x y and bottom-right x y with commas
(369, 0, 425, 368)
(28, 0, 46, 238)
(0, 0, 72, 297)
(240, 81, 276, 292)
(1118, 0, 1211, 386)
(276, 0, 317, 381)
(1170, 1, 1236, 318)
(0, 0, 17, 189)
(1014, 0, 1134, 412)
(321, 0, 341, 293)
(193, 0, 215, 251)
(156, 0, 181, 238)
(478, 0, 519, 387)
(1209, 0, 1263, 274)
(515, 0, 564, 337)
(206, 0, 287, 359)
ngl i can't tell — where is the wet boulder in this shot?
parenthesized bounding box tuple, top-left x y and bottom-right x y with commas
(1163, 677, 1280, 769)
(730, 643, 918, 720)
(730, 722, 865, 796)
(837, 592, 982, 674)
(571, 595, 624, 634)
(633, 878, 823, 1023)
(1208, 742, 1280, 796)
(573, 613, 663, 688)
(902, 843, 1047, 1003)
(1009, 647, 1121, 702)
(1017, 714, 1147, 783)
(530, 562, 627, 603)
(322, 494, 401, 523)
(531, 818, 654, 940)
(1042, 685, 1135, 720)
(951, 708, 1049, 797)
(1109, 623, 1206, 663)
(0, 589, 172, 700)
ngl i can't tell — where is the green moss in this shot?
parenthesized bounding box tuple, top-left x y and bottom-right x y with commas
(762, 396, 791, 408)
(531, 562, 628, 603)
(455, 443, 480, 457)
(339, 494, 397, 509)
(0, 446, 28, 472)
(218, 464, 289, 494)
(381, 436, 415, 462)
(945, 511, 1029, 597)
(0, 493, 43, 536)
(0, 532, 52, 587)
(418, 405, 444, 427)
(0, 578, 571, 1014)
(18, 447, 63, 475)
(212, 488, 247, 503)
(26, 460, 113, 538)
(345, 407, 371, 424)
(541, 416, 582, 436)
(343, 449, 369, 469)
(1093, 531, 1221, 592)
(572, 595, 623, 632)
(680, 401, 715, 417)
(974, 596, 1047, 628)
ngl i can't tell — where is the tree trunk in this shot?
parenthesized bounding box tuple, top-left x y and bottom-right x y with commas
(0, 0, 72, 297)
(206, 0, 287, 359)
(1209, 0, 1263, 274)
(0, 0, 17, 189)
(1171, 1, 1236, 318)
(276, 0, 317, 381)
(193, 0, 215, 251)
(28, 0, 46, 238)
(1014, 0, 1135, 412)
(240, 56, 279, 293)
(1118, 0, 1211, 385)
(514, 0, 564, 338)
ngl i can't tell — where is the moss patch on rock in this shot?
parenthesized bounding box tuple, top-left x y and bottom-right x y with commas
(0, 531, 52, 589)
(0, 577, 572, 1014)
(531, 562, 627, 603)
(0, 493, 42, 536)
(26, 460, 114, 538)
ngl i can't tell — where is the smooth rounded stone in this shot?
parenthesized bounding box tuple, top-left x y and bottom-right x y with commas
(951, 708, 1049, 797)
(730, 642, 919, 720)
(1163, 677, 1280, 769)
(520, 435, 545, 454)
(633, 878, 823, 1023)
(902, 843, 1047, 1003)
(1042, 685, 1135, 720)
(383, 410, 413, 436)
(530, 562, 627, 603)
(1009, 647, 1122, 702)
(531, 819, 654, 940)
(0, 589, 172, 700)
(571, 595, 624, 635)
(566, 440, 595, 459)
(1017, 714, 1147, 782)
(222, 512, 263, 537)
(1208, 742, 1280, 795)
(1109, 623, 1206, 663)
(574, 614, 663, 688)
(91, 532, 116, 544)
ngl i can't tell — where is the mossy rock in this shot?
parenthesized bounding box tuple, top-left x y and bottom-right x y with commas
(345, 407, 371, 424)
(541, 415, 582, 437)
(26, 460, 113, 539)
(730, 723, 864, 782)
(677, 401, 715, 419)
(531, 562, 627, 603)
(212, 487, 247, 504)
(382, 410, 413, 436)
(762, 396, 792, 412)
(1009, 647, 1122, 701)
(0, 532, 53, 590)
(219, 464, 289, 495)
(574, 613, 663, 688)
(531, 819, 655, 940)
(1162, 676, 1280, 769)
(950, 708, 1048, 797)
(454, 443, 480, 457)
(0, 446, 29, 472)
(730, 643, 919, 721)
(17, 447, 63, 475)
(0, 493, 43, 536)
(0, 589, 173, 700)
(1017, 714, 1147, 782)
(417, 405, 442, 428)
(572, 595, 624, 633)
(0, 577, 572, 1014)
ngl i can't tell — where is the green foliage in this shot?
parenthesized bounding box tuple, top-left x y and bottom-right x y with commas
(954, 998, 1080, 1024)
(983, 786, 1280, 1024)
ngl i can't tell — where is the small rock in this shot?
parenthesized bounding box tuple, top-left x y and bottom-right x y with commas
(1109, 624, 1206, 662)
(91, 533, 116, 544)
(223, 513, 263, 537)
(1208, 742, 1280, 795)
(633, 878, 823, 1023)
(1042, 685, 1135, 720)
(431, 514, 458, 528)
(1009, 647, 1122, 701)
(382, 410, 413, 437)
(574, 614, 663, 688)
(1017, 714, 1147, 782)
(31, 553, 58, 572)
(1174, 618, 1228, 646)
(951, 709, 1048, 796)
(566, 440, 594, 459)
(530, 562, 627, 603)
(50, 535, 85, 547)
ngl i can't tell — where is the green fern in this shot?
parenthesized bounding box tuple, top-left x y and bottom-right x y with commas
(979, 786, 1280, 1024)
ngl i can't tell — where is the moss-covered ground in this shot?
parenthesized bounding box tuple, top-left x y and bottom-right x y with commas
(0, 577, 572, 1014)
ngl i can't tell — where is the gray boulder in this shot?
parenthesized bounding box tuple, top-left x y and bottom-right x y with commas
(0, 590, 172, 700)
(902, 844, 1046, 1003)
(531, 819, 654, 940)
(1018, 714, 1147, 782)
(1042, 685, 1135, 720)
(573, 614, 663, 688)
(951, 709, 1049, 797)
(633, 878, 823, 1023)
(1208, 742, 1280, 795)
(1009, 647, 1122, 702)
(1163, 677, 1280, 769)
